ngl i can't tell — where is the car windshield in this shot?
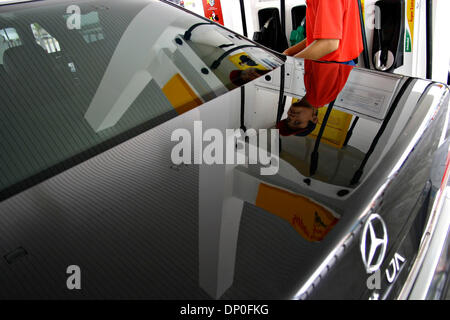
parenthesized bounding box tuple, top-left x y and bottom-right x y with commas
(0, 0, 284, 198)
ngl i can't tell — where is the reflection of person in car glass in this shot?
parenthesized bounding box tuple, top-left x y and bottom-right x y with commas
(229, 68, 269, 87)
(277, 98, 318, 136)
(277, 60, 353, 136)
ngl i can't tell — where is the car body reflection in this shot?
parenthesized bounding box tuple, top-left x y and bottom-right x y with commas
(0, 0, 448, 301)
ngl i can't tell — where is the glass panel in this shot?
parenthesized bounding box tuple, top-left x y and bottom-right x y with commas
(0, 0, 284, 196)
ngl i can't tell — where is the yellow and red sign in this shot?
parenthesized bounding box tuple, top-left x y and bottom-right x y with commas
(228, 53, 266, 71)
(202, 0, 224, 26)
(255, 184, 339, 242)
(406, 0, 415, 52)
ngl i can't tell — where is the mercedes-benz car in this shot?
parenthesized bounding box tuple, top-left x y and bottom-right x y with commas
(0, 0, 448, 300)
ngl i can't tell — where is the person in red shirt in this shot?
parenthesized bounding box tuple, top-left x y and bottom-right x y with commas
(283, 0, 363, 63)
(277, 60, 353, 136)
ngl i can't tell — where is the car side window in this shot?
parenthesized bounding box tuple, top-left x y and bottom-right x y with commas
(30, 23, 61, 53)
(0, 27, 22, 65)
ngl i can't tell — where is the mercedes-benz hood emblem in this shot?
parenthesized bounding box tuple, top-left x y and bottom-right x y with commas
(360, 213, 388, 273)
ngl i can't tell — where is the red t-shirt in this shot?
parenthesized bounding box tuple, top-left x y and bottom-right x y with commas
(304, 60, 353, 107)
(306, 0, 363, 62)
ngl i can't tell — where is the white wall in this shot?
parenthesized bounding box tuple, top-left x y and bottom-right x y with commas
(431, 0, 450, 83)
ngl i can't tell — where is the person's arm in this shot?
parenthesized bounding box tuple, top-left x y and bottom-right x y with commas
(294, 39, 339, 60)
(283, 39, 307, 56)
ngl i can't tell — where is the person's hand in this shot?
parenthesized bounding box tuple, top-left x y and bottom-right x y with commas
(283, 39, 307, 56)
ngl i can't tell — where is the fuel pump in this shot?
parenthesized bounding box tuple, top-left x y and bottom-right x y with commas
(289, 5, 306, 46)
(360, 0, 450, 82)
(371, 0, 405, 72)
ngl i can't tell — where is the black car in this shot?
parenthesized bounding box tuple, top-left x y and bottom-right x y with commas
(0, 0, 448, 300)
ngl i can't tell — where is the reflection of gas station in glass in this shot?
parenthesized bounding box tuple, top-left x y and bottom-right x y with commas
(256, 59, 407, 199)
(180, 23, 284, 90)
(275, 60, 364, 188)
(83, 3, 284, 133)
(279, 131, 366, 187)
